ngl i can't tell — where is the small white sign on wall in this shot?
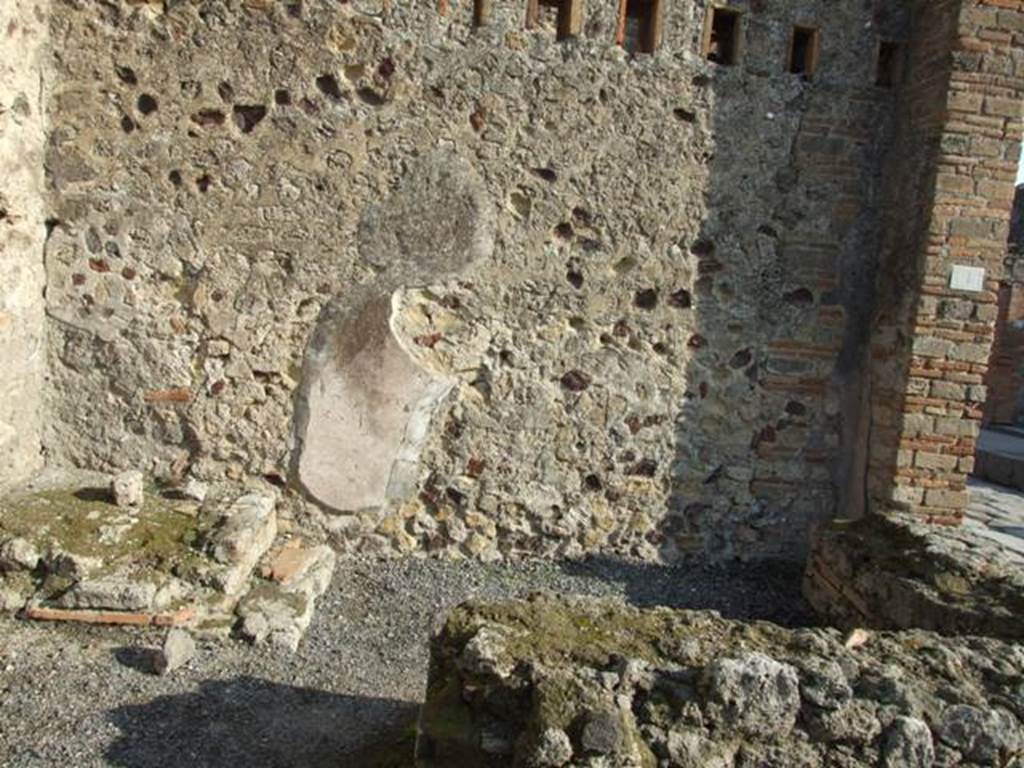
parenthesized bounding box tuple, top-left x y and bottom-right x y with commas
(950, 265, 986, 293)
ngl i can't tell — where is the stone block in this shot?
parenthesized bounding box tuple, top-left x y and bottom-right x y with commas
(929, 380, 967, 401)
(152, 628, 196, 675)
(983, 96, 1022, 119)
(235, 542, 334, 651)
(208, 492, 278, 596)
(923, 488, 969, 508)
(292, 151, 494, 515)
(0, 537, 40, 572)
(914, 452, 958, 472)
(111, 470, 144, 508)
(803, 513, 1024, 640)
(417, 595, 1024, 768)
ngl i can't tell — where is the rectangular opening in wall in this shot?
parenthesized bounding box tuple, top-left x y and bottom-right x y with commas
(788, 26, 819, 79)
(526, 0, 583, 40)
(703, 7, 742, 66)
(875, 40, 905, 88)
(617, 0, 662, 54)
(473, 0, 492, 26)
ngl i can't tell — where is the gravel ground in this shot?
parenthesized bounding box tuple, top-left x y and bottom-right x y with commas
(0, 555, 816, 768)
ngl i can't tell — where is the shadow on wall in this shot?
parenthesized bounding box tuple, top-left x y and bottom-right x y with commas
(659, 3, 910, 562)
(104, 676, 416, 768)
(865, 0, 978, 522)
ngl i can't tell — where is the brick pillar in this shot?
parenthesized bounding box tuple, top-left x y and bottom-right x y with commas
(983, 281, 1024, 425)
(867, 0, 1024, 522)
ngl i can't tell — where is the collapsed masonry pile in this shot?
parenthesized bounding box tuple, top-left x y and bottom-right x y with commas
(803, 512, 1024, 641)
(0, 469, 334, 652)
(417, 594, 1024, 767)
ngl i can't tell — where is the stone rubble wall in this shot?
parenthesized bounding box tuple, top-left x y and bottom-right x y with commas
(37, 0, 919, 562)
(417, 594, 1024, 767)
(0, 0, 49, 489)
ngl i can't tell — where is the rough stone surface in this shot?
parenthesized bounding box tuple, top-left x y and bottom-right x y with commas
(152, 628, 196, 676)
(937, 705, 1024, 765)
(36, 0, 932, 563)
(803, 511, 1024, 640)
(881, 716, 935, 768)
(0, 536, 41, 572)
(235, 542, 335, 651)
(54, 576, 159, 612)
(702, 652, 801, 739)
(179, 477, 209, 503)
(272, 543, 334, 586)
(0, 0, 48, 490)
(533, 727, 574, 767)
(417, 594, 1024, 767)
(111, 470, 145, 508)
(207, 491, 278, 596)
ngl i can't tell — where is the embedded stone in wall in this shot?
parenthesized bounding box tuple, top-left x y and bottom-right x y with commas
(417, 594, 1024, 768)
(292, 152, 494, 514)
(356, 151, 496, 280)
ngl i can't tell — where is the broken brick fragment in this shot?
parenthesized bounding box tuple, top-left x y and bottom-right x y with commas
(414, 332, 443, 348)
(143, 387, 192, 404)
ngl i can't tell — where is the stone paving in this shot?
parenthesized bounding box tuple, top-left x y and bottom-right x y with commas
(966, 476, 1024, 562)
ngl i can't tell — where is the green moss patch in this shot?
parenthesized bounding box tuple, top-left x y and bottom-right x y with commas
(0, 485, 209, 579)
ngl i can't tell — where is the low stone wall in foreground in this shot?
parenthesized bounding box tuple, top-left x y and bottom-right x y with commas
(417, 595, 1023, 767)
(803, 513, 1024, 641)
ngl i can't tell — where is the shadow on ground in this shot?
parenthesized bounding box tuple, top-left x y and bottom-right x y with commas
(104, 676, 417, 768)
(557, 556, 819, 628)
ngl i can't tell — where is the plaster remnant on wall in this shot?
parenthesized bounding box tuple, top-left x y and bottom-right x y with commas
(0, 0, 50, 488)
(291, 150, 495, 515)
(292, 292, 456, 512)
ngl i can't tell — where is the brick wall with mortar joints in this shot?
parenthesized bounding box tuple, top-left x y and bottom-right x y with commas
(868, 0, 1024, 521)
(983, 280, 1024, 425)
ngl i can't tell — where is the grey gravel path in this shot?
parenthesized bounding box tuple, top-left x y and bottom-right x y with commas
(0, 555, 814, 768)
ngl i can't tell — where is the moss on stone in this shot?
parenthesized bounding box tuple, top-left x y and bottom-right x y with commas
(422, 594, 1024, 768)
(441, 597, 672, 668)
(819, 514, 1024, 624)
(0, 485, 208, 580)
